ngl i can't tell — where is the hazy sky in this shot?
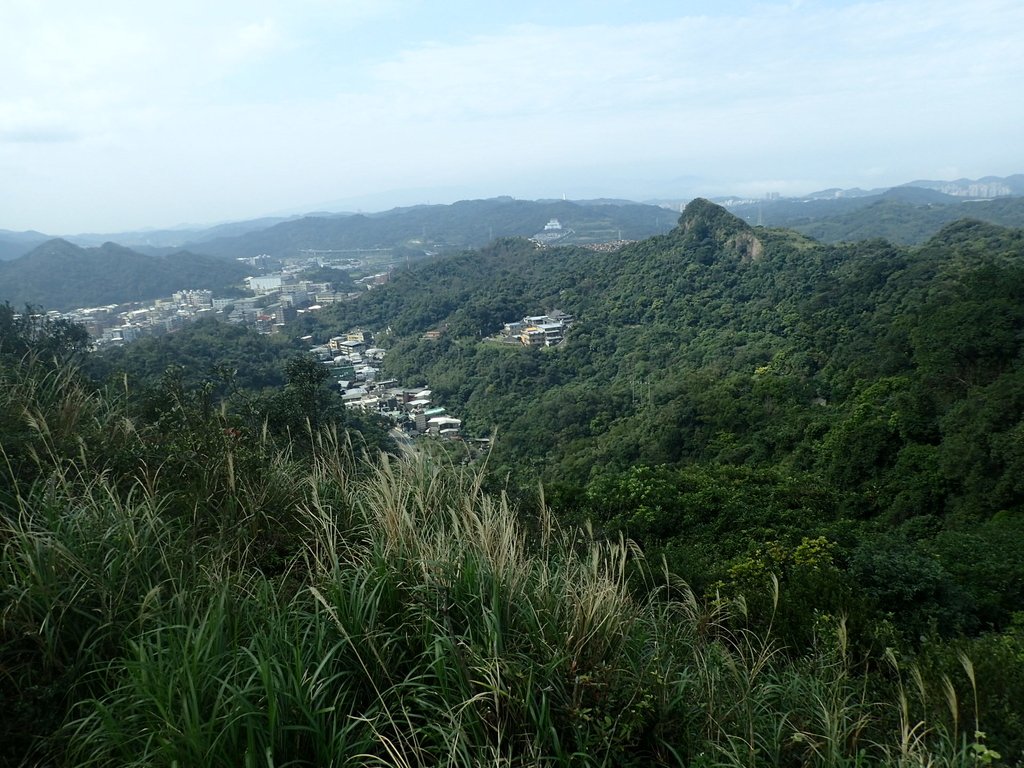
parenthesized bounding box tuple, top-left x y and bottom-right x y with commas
(2, 0, 1022, 234)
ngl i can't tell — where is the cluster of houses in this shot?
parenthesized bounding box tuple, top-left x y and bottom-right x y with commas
(320, 311, 575, 444)
(61, 273, 354, 347)
(308, 330, 463, 438)
(501, 310, 574, 347)
(244, 272, 363, 307)
(58, 252, 391, 348)
(63, 290, 224, 346)
(65, 288, 317, 347)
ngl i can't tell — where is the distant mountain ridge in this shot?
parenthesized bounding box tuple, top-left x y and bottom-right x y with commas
(717, 174, 1024, 244)
(2, 175, 1021, 260)
(188, 197, 676, 260)
(0, 230, 51, 261)
(902, 173, 1024, 198)
(788, 196, 1024, 244)
(751, 174, 1024, 204)
(63, 215, 308, 249)
(0, 198, 674, 262)
(0, 239, 250, 310)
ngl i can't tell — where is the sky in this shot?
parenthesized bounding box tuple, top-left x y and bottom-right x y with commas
(2, 0, 1022, 234)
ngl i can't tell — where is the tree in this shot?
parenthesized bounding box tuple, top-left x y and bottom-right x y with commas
(0, 302, 90, 362)
(284, 354, 332, 434)
(256, 354, 338, 443)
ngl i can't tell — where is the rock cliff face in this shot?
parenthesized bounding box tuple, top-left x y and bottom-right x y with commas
(728, 229, 765, 263)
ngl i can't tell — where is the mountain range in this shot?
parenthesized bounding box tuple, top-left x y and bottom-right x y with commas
(716, 174, 1024, 243)
(0, 198, 676, 310)
(0, 198, 675, 262)
(0, 239, 249, 311)
(184, 197, 676, 260)
(3, 175, 1023, 311)
(3, 174, 1020, 263)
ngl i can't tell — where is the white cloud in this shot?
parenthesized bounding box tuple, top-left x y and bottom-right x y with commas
(216, 19, 288, 66)
(1, 0, 1022, 231)
(368, 1, 1022, 120)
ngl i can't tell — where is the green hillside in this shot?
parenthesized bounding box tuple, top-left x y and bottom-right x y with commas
(193, 197, 675, 259)
(725, 191, 1024, 244)
(0, 239, 251, 309)
(0, 230, 50, 261)
(305, 202, 1024, 505)
(792, 196, 1024, 244)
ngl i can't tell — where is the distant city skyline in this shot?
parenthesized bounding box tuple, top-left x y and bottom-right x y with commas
(2, 0, 1022, 234)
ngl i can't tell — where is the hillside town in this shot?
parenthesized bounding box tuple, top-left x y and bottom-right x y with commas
(43, 231, 572, 449)
(308, 329, 466, 441)
(498, 310, 574, 346)
(57, 254, 390, 348)
(310, 309, 573, 445)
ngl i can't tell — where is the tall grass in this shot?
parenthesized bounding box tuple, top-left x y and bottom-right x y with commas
(0, 361, 998, 766)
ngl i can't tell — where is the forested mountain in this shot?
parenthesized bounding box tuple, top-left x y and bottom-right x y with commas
(0, 238, 250, 309)
(791, 195, 1024, 244)
(296, 199, 1024, 540)
(723, 187, 1024, 243)
(905, 172, 1024, 197)
(191, 197, 675, 259)
(64, 214, 304, 249)
(293, 202, 1024, 753)
(0, 229, 50, 261)
(301, 201, 1023, 507)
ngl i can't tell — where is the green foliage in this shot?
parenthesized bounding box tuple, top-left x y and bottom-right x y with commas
(258, 352, 338, 439)
(302, 203, 1024, 530)
(0, 302, 91, 361)
(268, 202, 1024, 757)
(0, 396, 989, 766)
(912, 619, 1024, 761)
(298, 263, 356, 290)
(0, 309, 120, 500)
(847, 534, 974, 640)
(91, 317, 291, 392)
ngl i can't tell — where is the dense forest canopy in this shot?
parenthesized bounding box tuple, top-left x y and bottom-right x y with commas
(303, 202, 1024, 509)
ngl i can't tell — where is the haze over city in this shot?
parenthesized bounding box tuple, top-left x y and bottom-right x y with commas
(3, 0, 1022, 234)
